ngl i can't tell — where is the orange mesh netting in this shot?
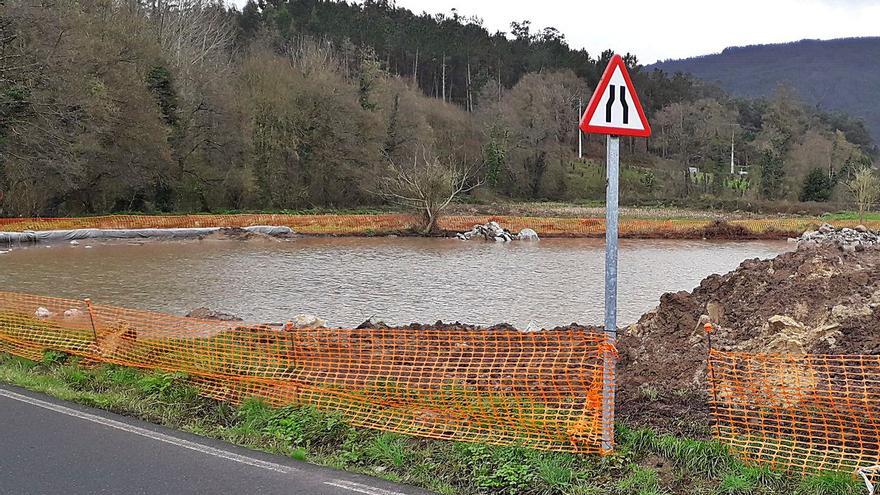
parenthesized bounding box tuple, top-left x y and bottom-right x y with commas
(0, 291, 608, 453)
(0, 214, 418, 235)
(1, 213, 870, 238)
(708, 349, 880, 473)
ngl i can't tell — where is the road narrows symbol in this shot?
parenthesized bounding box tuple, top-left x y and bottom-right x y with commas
(605, 84, 616, 123)
(605, 85, 629, 125)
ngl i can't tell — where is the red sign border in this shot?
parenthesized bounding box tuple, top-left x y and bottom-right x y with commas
(579, 54, 652, 138)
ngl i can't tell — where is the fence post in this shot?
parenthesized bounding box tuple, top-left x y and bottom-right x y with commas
(84, 298, 98, 344)
(704, 322, 721, 439)
(704, 322, 719, 402)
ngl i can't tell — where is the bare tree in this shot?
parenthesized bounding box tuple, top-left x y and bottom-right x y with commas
(378, 149, 483, 234)
(846, 166, 880, 224)
(152, 0, 234, 97)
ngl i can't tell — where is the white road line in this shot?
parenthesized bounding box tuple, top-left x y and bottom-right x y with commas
(324, 479, 410, 495)
(0, 387, 295, 474)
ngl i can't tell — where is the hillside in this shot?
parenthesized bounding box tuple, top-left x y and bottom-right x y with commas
(651, 37, 880, 146)
(0, 0, 874, 216)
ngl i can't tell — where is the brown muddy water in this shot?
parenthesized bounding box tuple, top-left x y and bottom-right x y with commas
(0, 237, 791, 328)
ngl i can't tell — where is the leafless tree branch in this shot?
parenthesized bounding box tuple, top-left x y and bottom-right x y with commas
(375, 147, 483, 234)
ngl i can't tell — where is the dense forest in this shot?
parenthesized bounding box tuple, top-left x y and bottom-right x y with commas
(0, 0, 875, 216)
(652, 37, 880, 147)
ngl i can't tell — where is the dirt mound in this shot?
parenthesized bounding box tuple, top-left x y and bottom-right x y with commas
(691, 220, 754, 239)
(617, 244, 880, 435)
(355, 319, 597, 334)
(199, 227, 291, 241)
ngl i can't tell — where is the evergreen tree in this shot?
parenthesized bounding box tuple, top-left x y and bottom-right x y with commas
(146, 66, 177, 126)
(799, 168, 834, 202)
(760, 151, 785, 200)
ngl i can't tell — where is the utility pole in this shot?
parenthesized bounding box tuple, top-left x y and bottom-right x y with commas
(578, 97, 584, 159)
(730, 128, 735, 175)
(441, 54, 446, 103)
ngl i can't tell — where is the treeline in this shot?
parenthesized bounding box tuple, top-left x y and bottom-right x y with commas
(239, 0, 722, 116)
(649, 87, 874, 202)
(0, 0, 874, 216)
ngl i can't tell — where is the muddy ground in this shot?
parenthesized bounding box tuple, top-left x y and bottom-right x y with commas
(617, 243, 880, 436)
(436, 220, 800, 240)
(198, 227, 295, 241)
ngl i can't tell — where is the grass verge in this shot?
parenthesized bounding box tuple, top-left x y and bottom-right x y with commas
(0, 351, 864, 495)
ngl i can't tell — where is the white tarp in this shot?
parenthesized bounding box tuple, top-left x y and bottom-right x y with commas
(0, 226, 293, 244)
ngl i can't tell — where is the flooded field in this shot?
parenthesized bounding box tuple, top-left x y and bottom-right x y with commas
(0, 237, 791, 328)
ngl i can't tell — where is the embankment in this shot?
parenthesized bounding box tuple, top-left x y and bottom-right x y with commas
(2, 212, 879, 240)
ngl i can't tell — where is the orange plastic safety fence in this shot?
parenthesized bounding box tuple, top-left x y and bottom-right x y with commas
(0, 291, 608, 453)
(3, 213, 874, 237)
(708, 349, 880, 473)
(0, 214, 420, 235)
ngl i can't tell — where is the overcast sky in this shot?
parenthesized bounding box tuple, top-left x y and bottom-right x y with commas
(233, 0, 880, 63)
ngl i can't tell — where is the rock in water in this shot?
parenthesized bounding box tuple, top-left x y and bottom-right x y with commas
(457, 222, 533, 242)
(517, 228, 539, 241)
(293, 314, 326, 328)
(521, 321, 541, 333)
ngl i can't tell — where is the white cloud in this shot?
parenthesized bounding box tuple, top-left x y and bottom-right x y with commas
(227, 0, 880, 63)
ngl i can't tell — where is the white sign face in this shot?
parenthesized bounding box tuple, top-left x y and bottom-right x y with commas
(579, 54, 651, 138)
(586, 65, 645, 132)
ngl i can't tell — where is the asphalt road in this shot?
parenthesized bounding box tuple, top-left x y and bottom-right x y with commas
(0, 384, 434, 495)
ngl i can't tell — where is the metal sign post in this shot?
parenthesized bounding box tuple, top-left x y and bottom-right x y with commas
(578, 54, 651, 453)
(602, 134, 619, 452)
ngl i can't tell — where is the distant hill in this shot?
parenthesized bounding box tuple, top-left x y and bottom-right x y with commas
(650, 37, 880, 145)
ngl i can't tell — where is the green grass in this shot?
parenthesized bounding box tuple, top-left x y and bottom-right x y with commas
(796, 473, 863, 495)
(821, 211, 880, 222)
(616, 465, 667, 495)
(0, 352, 865, 495)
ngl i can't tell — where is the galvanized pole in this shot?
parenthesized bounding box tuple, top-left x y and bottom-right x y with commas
(602, 134, 620, 452)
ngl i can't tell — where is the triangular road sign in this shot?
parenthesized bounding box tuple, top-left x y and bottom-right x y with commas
(579, 54, 651, 137)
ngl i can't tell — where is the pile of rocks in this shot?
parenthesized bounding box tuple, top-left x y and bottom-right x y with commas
(797, 223, 880, 252)
(186, 307, 326, 329)
(456, 221, 539, 242)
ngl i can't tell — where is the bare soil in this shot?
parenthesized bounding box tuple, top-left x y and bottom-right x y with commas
(617, 244, 880, 435)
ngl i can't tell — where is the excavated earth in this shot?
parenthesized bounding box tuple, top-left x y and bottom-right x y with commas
(617, 242, 880, 436)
